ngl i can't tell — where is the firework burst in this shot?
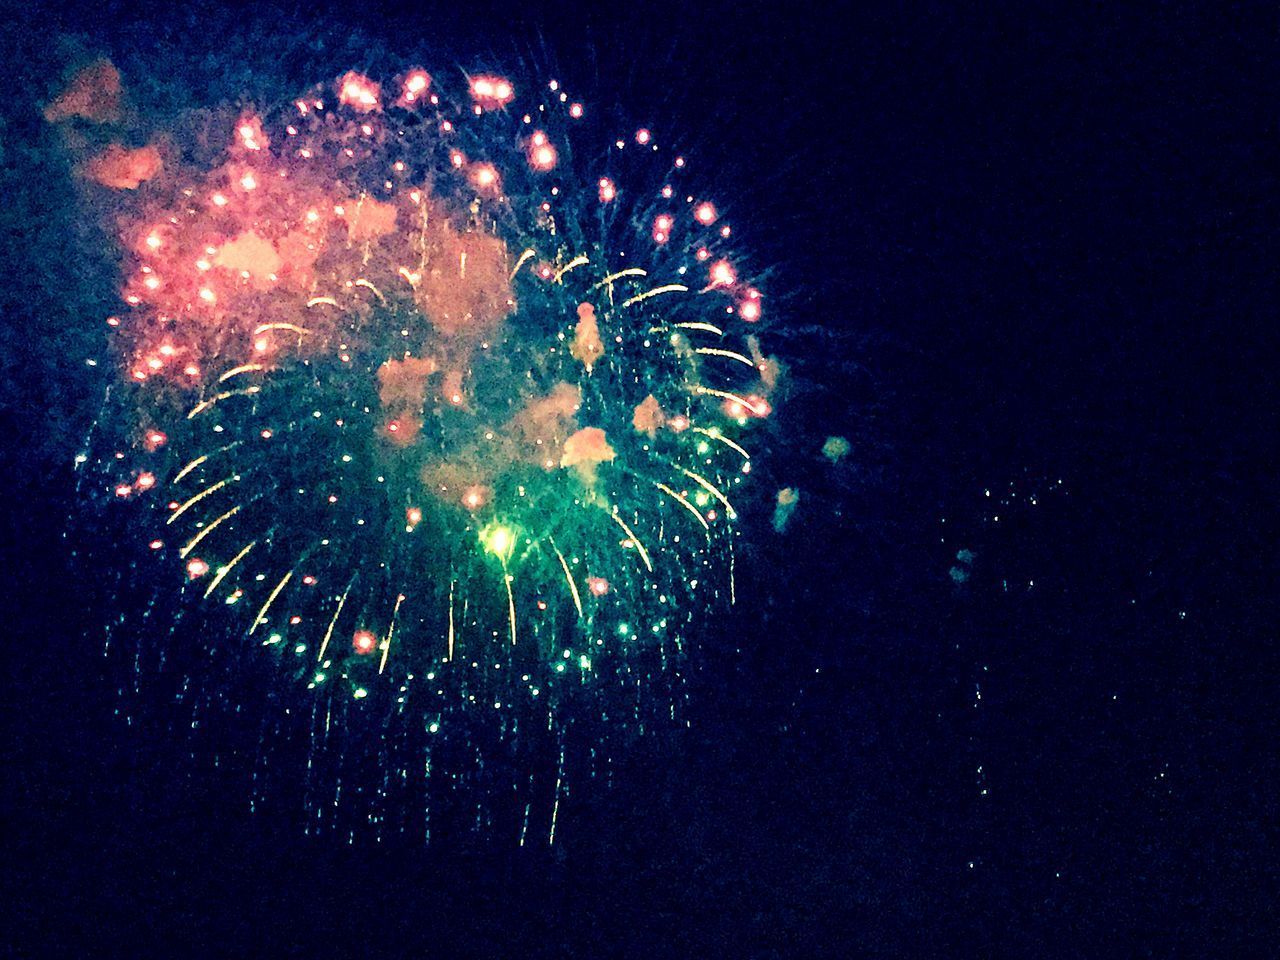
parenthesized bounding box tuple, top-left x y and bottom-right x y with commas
(66, 62, 779, 841)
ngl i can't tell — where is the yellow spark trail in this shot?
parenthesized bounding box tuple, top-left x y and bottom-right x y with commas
(217, 364, 265, 384)
(594, 268, 646, 289)
(621, 283, 688, 308)
(447, 579, 456, 660)
(730, 541, 736, 606)
(675, 321, 724, 336)
(553, 254, 589, 282)
(379, 594, 405, 675)
(167, 476, 234, 524)
(250, 568, 295, 636)
(677, 466, 737, 518)
(693, 427, 750, 460)
(608, 510, 653, 573)
(179, 504, 241, 559)
(694, 386, 769, 416)
(549, 752, 564, 846)
(509, 248, 536, 279)
(317, 580, 354, 663)
(173, 455, 208, 485)
(187, 387, 261, 419)
(354, 278, 387, 303)
(695, 347, 755, 368)
(172, 442, 242, 485)
(204, 540, 256, 599)
(654, 481, 710, 531)
(253, 322, 311, 337)
(549, 538, 583, 618)
(503, 567, 518, 647)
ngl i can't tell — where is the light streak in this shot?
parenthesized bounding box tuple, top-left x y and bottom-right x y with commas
(252, 323, 312, 336)
(694, 386, 769, 416)
(204, 540, 257, 599)
(379, 593, 405, 675)
(172, 455, 209, 485)
(621, 283, 688, 308)
(608, 509, 653, 573)
(217, 364, 265, 384)
(553, 254, 589, 282)
(353, 278, 387, 303)
(172, 442, 243, 485)
(676, 466, 736, 519)
(509, 248, 536, 278)
(675, 321, 725, 336)
(654, 481, 710, 530)
(594, 268, 647, 288)
(187, 387, 261, 419)
(549, 538, 583, 618)
(693, 427, 750, 460)
(695, 347, 755, 368)
(447, 579, 456, 660)
(317, 579, 354, 663)
(179, 504, 241, 559)
(249, 567, 295, 635)
(166, 476, 234, 524)
(503, 565, 518, 647)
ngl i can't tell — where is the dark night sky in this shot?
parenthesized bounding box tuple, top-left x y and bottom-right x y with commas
(1, 1, 1275, 956)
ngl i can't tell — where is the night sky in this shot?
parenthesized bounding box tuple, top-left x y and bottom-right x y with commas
(2, 1, 1275, 956)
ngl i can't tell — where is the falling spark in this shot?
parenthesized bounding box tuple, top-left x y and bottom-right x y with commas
(179, 504, 241, 559)
(249, 567, 297, 635)
(203, 540, 257, 599)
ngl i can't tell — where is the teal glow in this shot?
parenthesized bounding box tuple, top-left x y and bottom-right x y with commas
(481, 522, 516, 559)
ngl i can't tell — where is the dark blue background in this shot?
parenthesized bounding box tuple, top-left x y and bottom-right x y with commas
(2, 1, 1274, 955)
